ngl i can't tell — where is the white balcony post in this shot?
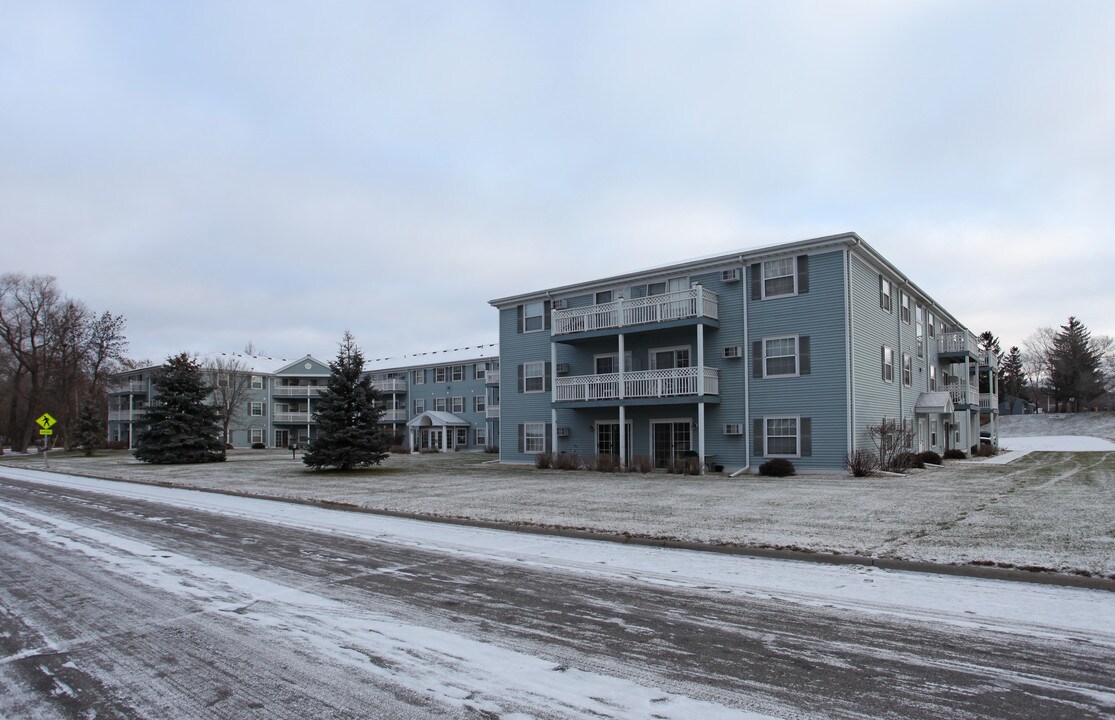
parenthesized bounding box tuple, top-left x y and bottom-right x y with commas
(551, 341, 558, 452)
(619, 404, 626, 467)
(618, 332, 626, 400)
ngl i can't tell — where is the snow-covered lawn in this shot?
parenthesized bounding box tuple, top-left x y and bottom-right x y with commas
(3, 413, 1113, 580)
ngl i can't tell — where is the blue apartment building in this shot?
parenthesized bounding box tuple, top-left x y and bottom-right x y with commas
(489, 232, 998, 473)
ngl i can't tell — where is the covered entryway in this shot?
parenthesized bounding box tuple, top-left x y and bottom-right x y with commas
(407, 411, 470, 452)
(914, 391, 954, 453)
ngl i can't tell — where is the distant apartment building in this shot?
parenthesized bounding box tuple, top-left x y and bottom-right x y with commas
(489, 232, 998, 473)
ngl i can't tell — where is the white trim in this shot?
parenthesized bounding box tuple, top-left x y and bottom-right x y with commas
(249, 401, 264, 417)
(523, 422, 546, 453)
(523, 360, 546, 393)
(648, 345, 692, 371)
(764, 415, 801, 458)
(762, 335, 800, 378)
(522, 301, 546, 333)
(883, 345, 895, 383)
(761, 256, 798, 299)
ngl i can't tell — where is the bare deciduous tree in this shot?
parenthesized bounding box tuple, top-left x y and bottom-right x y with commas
(206, 355, 253, 446)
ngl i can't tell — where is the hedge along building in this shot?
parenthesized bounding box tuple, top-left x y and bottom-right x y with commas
(489, 232, 998, 474)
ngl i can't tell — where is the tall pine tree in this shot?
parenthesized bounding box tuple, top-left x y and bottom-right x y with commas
(999, 346, 1028, 401)
(303, 331, 388, 470)
(1049, 316, 1106, 412)
(74, 396, 105, 456)
(134, 353, 226, 463)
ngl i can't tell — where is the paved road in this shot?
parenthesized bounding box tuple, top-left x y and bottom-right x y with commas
(1, 472, 1112, 719)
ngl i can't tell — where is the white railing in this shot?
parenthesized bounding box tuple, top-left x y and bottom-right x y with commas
(979, 393, 996, 410)
(380, 409, 407, 422)
(486, 405, 500, 419)
(554, 366, 719, 402)
(110, 381, 148, 394)
(274, 412, 311, 423)
(946, 382, 980, 406)
(108, 409, 147, 422)
(978, 348, 999, 370)
(937, 331, 978, 356)
(552, 287, 718, 336)
(484, 370, 500, 385)
(273, 387, 326, 397)
(370, 378, 407, 393)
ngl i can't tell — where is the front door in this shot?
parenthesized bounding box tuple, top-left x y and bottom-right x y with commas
(274, 429, 289, 448)
(652, 421, 691, 468)
(596, 422, 632, 464)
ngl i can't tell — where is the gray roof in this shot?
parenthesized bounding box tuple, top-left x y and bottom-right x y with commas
(406, 411, 470, 428)
(364, 343, 499, 373)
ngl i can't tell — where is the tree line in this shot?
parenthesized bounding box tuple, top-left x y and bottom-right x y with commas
(0, 273, 128, 452)
(982, 316, 1112, 413)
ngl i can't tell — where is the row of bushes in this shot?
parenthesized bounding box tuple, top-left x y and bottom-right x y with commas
(844, 447, 992, 476)
(535, 452, 658, 474)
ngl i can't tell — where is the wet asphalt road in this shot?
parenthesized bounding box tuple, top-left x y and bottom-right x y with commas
(1, 474, 1112, 719)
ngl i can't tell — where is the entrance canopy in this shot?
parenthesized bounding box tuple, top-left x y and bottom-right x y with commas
(406, 411, 470, 428)
(914, 391, 954, 415)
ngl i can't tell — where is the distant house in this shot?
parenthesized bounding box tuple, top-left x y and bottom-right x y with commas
(999, 395, 1036, 415)
(489, 232, 999, 473)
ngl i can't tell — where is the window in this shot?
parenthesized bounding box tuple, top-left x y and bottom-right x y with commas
(250, 375, 263, 389)
(414, 398, 425, 414)
(413, 369, 425, 385)
(452, 366, 464, 382)
(456, 427, 468, 447)
(916, 305, 925, 358)
(930, 365, 937, 391)
(474, 395, 486, 412)
(763, 258, 796, 298)
(928, 311, 936, 338)
(435, 397, 447, 412)
(903, 353, 912, 386)
(217, 373, 230, 388)
(435, 367, 447, 383)
(250, 401, 263, 416)
(901, 292, 911, 324)
(523, 301, 545, 332)
(765, 417, 799, 457)
(523, 422, 546, 453)
(523, 361, 545, 393)
(647, 277, 686, 296)
(882, 346, 894, 382)
(650, 346, 690, 370)
(451, 396, 464, 414)
(475, 427, 487, 446)
(594, 352, 631, 374)
(595, 290, 613, 304)
(764, 336, 799, 377)
(880, 276, 892, 312)
(250, 428, 263, 444)
(930, 418, 938, 447)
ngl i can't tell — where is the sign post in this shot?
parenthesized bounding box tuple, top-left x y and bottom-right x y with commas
(36, 413, 57, 469)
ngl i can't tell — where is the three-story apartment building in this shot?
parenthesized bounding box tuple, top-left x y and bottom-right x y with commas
(490, 232, 997, 473)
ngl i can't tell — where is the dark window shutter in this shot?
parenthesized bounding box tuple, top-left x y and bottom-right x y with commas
(752, 341, 764, 378)
(546, 423, 553, 452)
(517, 364, 524, 393)
(517, 305, 524, 333)
(801, 418, 812, 457)
(543, 300, 551, 330)
(799, 336, 811, 375)
(518, 424, 524, 453)
(750, 264, 762, 300)
(544, 362, 552, 392)
(753, 419, 764, 456)
(797, 255, 809, 294)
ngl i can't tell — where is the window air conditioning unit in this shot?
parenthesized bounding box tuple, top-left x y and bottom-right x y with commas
(553, 298, 568, 309)
(723, 345, 742, 359)
(724, 423, 743, 435)
(556, 363, 570, 375)
(722, 268, 741, 282)
(556, 426, 571, 438)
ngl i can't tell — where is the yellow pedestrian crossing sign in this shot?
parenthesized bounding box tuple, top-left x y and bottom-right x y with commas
(36, 413, 57, 430)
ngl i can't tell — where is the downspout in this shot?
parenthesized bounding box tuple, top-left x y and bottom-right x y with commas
(844, 247, 855, 457)
(731, 257, 751, 477)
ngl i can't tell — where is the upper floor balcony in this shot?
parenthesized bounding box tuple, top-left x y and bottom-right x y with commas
(946, 381, 981, 409)
(937, 331, 996, 369)
(552, 286, 718, 339)
(370, 378, 407, 393)
(554, 366, 719, 404)
(109, 380, 148, 395)
(273, 386, 326, 398)
(274, 412, 312, 423)
(484, 370, 500, 385)
(379, 409, 408, 422)
(108, 408, 147, 422)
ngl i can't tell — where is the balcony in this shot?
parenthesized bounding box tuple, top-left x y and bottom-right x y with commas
(552, 287, 718, 337)
(108, 409, 147, 422)
(109, 380, 148, 394)
(274, 412, 311, 423)
(486, 405, 500, 419)
(484, 370, 500, 385)
(371, 378, 407, 393)
(273, 387, 326, 398)
(946, 382, 980, 408)
(380, 409, 408, 422)
(979, 393, 997, 411)
(555, 366, 719, 403)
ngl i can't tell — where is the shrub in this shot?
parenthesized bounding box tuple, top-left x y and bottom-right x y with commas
(590, 454, 622, 472)
(553, 451, 582, 470)
(535, 451, 553, 469)
(251, 442, 266, 450)
(667, 457, 701, 475)
(484, 445, 499, 454)
(943, 449, 967, 460)
(390, 444, 410, 454)
(759, 458, 796, 477)
(419, 447, 440, 454)
(895, 452, 924, 470)
(105, 440, 129, 451)
(971, 445, 979, 456)
(626, 454, 653, 474)
(844, 449, 878, 477)
(977, 443, 996, 457)
(918, 450, 942, 466)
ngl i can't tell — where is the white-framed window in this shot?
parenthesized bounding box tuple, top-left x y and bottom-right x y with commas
(475, 427, 487, 446)
(456, 427, 468, 447)
(523, 361, 545, 393)
(435, 397, 447, 412)
(250, 428, 263, 444)
(250, 375, 263, 389)
(883, 346, 894, 383)
(524, 422, 546, 453)
(930, 418, 939, 447)
(594, 352, 632, 374)
(647, 277, 687, 296)
(762, 258, 796, 298)
(928, 311, 936, 338)
(250, 401, 263, 416)
(763, 336, 799, 377)
(901, 292, 911, 324)
(765, 416, 800, 457)
(880, 276, 892, 312)
(903, 353, 913, 386)
(523, 301, 545, 332)
(451, 396, 464, 414)
(413, 369, 425, 385)
(217, 373, 230, 388)
(916, 305, 925, 358)
(649, 346, 691, 370)
(474, 395, 486, 412)
(595, 290, 613, 304)
(435, 367, 447, 383)
(414, 398, 425, 414)
(452, 366, 464, 382)
(929, 364, 937, 391)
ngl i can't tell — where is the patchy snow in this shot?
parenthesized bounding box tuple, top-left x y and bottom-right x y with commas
(998, 436, 1115, 452)
(1000, 412, 1115, 441)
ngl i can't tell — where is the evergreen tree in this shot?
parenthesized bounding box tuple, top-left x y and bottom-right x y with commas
(999, 346, 1028, 401)
(134, 353, 226, 463)
(74, 396, 104, 456)
(303, 331, 388, 470)
(1048, 316, 1106, 412)
(978, 331, 1003, 364)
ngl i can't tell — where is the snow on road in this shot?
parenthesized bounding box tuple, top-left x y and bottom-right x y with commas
(3, 465, 1113, 647)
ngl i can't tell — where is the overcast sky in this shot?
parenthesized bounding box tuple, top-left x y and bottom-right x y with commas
(3, 1, 1112, 364)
